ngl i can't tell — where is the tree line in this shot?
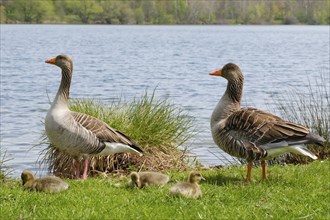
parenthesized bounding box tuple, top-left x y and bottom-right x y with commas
(1, 0, 329, 25)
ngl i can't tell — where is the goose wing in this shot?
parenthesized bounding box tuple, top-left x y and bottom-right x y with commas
(226, 108, 309, 145)
(222, 107, 310, 160)
(71, 111, 141, 151)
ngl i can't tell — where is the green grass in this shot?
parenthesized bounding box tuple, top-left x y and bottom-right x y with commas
(69, 91, 195, 149)
(1, 160, 329, 219)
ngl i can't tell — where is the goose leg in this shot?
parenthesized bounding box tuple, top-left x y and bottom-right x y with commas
(74, 160, 80, 179)
(82, 159, 89, 180)
(261, 160, 267, 180)
(245, 162, 253, 182)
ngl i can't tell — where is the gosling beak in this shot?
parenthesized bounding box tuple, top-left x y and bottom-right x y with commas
(45, 57, 56, 64)
(201, 176, 206, 181)
(209, 68, 222, 76)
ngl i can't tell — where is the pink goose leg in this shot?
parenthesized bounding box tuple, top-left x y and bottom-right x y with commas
(74, 160, 80, 179)
(82, 159, 89, 180)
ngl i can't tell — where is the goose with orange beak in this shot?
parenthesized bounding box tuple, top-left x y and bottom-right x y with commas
(209, 63, 325, 182)
(44, 55, 143, 180)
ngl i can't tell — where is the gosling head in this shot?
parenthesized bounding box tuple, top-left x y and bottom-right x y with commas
(130, 172, 141, 188)
(188, 171, 205, 184)
(45, 54, 73, 72)
(21, 170, 35, 185)
(210, 63, 243, 82)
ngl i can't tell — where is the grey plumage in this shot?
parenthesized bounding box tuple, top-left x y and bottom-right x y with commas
(44, 55, 143, 179)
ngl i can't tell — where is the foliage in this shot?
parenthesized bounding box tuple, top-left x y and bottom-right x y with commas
(1, 160, 329, 219)
(1, 0, 329, 24)
(40, 91, 195, 178)
(2, 0, 54, 23)
(274, 73, 330, 164)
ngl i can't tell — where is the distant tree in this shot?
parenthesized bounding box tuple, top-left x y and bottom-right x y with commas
(154, 1, 174, 24)
(312, 0, 330, 24)
(0, 0, 328, 24)
(0, 4, 6, 23)
(141, 0, 156, 23)
(174, 0, 190, 23)
(4, 0, 53, 23)
(246, 2, 268, 24)
(98, 0, 121, 24)
(118, 3, 134, 24)
(65, 0, 102, 24)
(134, 7, 145, 24)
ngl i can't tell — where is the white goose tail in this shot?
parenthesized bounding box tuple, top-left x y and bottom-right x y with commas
(261, 141, 318, 160)
(98, 142, 143, 157)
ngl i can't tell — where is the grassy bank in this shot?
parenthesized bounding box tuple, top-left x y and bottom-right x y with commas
(1, 160, 329, 219)
(40, 91, 195, 178)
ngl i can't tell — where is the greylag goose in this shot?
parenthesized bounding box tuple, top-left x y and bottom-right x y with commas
(45, 55, 143, 180)
(21, 170, 68, 193)
(169, 171, 204, 198)
(210, 63, 325, 182)
(130, 171, 170, 188)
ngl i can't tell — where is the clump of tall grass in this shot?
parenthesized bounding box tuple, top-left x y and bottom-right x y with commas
(0, 147, 13, 181)
(274, 73, 329, 164)
(40, 91, 195, 178)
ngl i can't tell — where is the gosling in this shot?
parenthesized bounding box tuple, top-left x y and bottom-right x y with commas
(21, 170, 69, 193)
(130, 171, 170, 188)
(169, 171, 204, 199)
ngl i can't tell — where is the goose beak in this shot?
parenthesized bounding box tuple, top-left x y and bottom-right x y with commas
(201, 176, 206, 181)
(209, 68, 222, 76)
(45, 58, 56, 64)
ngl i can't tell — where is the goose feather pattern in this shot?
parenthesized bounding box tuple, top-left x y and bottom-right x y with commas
(210, 63, 325, 182)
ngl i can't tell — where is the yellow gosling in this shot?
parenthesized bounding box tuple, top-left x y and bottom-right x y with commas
(130, 171, 170, 188)
(169, 171, 204, 199)
(21, 170, 68, 193)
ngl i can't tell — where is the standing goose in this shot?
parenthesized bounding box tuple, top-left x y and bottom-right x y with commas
(210, 63, 325, 182)
(45, 55, 143, 180)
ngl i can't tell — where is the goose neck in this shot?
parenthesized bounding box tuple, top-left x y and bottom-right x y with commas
(211, 80, 243, 127)
(52, 68, 72, 108)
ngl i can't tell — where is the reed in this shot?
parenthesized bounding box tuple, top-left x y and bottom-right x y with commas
(274, 73, 329, 163)
(0, 147, 12, 181)
(40, 91, 195, 178)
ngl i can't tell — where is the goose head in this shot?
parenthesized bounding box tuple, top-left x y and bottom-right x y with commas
(21, 170, 35, 185)
(130, 172, 141, 187)
(210, 63, 243, 82)
(45, 55, 73, 72)
(188, 171, 205, 184)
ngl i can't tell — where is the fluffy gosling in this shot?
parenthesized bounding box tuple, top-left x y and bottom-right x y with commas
(130, 171, 170, 188)
(169, 171, 204, 199)
(21, 170, 68, 193)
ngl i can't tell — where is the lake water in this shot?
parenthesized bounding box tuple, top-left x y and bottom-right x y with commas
(1, 25, 329, 177)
